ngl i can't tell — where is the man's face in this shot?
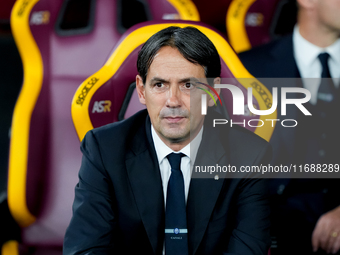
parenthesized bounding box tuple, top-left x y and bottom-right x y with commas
(315, 0, 340, 33)
(136, 46, 217, 149)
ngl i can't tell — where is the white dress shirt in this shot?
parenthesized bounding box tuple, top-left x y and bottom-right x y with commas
(151, 125, 203, 207)
(152, 125, 203, 255)
(293, 25, 340, 104)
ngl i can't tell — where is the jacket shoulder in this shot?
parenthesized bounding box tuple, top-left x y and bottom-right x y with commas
(238, 35, 293, 78)
(239, 35, 292, 60)
(207, 109, 271, 161)
(82, 110, 148, 158)
(228, 124, 272, 168)
(229, 124, 269, 150)
(91, 110, 147, 140)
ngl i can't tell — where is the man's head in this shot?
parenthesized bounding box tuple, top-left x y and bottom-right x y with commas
(136, 26, 221, 151)
(297, 0, 340, 46)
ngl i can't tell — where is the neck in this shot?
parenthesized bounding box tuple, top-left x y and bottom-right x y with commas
(298, 12, 339, 48)
(165, 140, 189, 152)
(158, 123, 203, 152)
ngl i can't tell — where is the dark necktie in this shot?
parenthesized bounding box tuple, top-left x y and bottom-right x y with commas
(316, 52, 339, 163)
(317, 52, 337, 108)
(165, 153, 188, 255)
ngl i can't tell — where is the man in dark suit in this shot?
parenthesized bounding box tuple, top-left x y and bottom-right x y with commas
(239, 0, 340, 254)
(63, 26, 272, 255)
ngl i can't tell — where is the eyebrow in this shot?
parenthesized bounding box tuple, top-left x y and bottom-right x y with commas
(149, 77, 201, 84)
(149, 77, 168, 84)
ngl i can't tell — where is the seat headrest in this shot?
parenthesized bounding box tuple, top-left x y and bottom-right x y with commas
(226, 0, 295, 52)
(72, 20, 276, 142)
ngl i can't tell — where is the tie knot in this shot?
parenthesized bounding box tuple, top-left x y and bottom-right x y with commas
(318, 52, 332, 79)
(318, 52, 330, 68)
(167, 153, 185, 170)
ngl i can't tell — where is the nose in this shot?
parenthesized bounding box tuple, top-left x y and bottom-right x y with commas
(166, 85, 182, 108)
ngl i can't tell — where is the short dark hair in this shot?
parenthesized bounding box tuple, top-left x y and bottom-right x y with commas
(137, 26, 221, 84)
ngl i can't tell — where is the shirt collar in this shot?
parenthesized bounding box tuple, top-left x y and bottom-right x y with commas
(293, 25, 340, 67)
(327, 38, 340, 67)
(151, 124, 203, 165)
(293, 25, 323, 68)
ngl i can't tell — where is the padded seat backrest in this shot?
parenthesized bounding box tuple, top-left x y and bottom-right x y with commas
(5, 0, 199, 254)
(226, 0, 296, 53)
(72, 20, 276, 143)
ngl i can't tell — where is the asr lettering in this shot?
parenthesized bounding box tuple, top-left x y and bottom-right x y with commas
(92, 100, 111, 113)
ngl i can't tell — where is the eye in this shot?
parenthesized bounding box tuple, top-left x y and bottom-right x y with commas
(155, 82, 163, 88)
(184, 82, 194, 89)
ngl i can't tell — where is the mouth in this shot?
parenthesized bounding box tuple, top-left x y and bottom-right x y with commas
(164, 116, 186, 123)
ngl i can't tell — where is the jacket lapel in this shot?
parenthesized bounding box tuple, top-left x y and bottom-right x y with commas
(187, 112, 228, 255)
(125, 116, 164, 255)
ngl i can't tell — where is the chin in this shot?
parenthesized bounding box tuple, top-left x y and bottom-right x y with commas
(162, 130, 190, 143)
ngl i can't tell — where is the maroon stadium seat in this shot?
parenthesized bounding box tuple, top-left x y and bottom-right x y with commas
(71, 20, 276, 143)
(226, 0, 296, 53)
(4, 0, 199, 254)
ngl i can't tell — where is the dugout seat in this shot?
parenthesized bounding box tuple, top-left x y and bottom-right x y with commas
(3, 0, 199, 254)
(192, 0, 232, 34)
(72, 20, 276, 143)
(226, 0, 297, 53)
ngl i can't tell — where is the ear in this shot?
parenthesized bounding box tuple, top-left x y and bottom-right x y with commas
(136, 75, 146, 105)
(207, 77, 221, 107)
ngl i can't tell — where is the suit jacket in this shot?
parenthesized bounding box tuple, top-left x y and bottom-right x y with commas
(63, 109, 272, 255)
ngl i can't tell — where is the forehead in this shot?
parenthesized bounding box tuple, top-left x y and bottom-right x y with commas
(146, 46, 206, 81)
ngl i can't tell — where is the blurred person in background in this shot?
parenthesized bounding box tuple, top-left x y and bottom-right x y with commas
(239, 0, 340, 254)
